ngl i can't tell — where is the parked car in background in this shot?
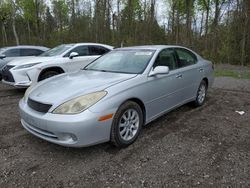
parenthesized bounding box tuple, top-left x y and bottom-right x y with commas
(2, 43, 113, 88)
(0, 45, 49, 71)
(19, 45, 214, 148)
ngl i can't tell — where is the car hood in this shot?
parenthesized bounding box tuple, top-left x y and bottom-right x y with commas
(8, 56, 58, 66)
(29, 70, 137, 105)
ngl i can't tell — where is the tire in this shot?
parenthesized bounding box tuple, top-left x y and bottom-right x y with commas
(39, 70, 60, 81)
(111, 101, 143, 147)
(193, 80, 208, 107)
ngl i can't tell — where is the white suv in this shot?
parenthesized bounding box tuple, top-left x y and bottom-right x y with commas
(2, 43, 113, 88)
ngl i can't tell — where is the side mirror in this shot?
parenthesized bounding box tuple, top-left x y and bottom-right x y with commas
(69, 52, 79, 59)
(149, 66, 169, 77)
(0, 54, 6, 59)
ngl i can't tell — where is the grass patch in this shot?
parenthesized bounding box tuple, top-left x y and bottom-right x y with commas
(215, 70, 250, 79)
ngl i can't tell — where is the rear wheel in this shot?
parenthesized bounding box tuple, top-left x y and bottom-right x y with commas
(193, 80, 207, 107)
(111, 101, 143, 147)
(39, 70, 60, 81)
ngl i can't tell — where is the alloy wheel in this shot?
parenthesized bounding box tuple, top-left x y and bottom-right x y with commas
(119, 109, 140, 141)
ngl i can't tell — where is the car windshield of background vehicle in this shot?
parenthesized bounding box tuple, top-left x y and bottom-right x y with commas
(85, 50, 155, 74)
(39, 44, 74, 57)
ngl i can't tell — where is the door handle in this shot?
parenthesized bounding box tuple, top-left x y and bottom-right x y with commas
(199, 68, 204, 72)
(176, 74, 183, 79)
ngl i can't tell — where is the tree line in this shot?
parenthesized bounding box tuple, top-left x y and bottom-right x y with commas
(0, 0, 249, 65)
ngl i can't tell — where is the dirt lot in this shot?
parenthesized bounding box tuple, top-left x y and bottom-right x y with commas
(0, 77, 250, 187)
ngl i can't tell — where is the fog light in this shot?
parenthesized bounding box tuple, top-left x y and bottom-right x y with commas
(58, 133, 77, 142)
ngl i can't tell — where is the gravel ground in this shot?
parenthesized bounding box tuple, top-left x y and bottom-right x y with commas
(0, 77, 250, 187)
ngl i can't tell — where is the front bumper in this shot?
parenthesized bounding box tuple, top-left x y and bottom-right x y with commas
(2, 79, 32, 88)
(19, 99, 113, 147)
(1, 67, 37, 88)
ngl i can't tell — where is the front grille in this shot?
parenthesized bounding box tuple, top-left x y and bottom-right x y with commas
(28, 98, 52, 113)
(2, 65, 15, 82)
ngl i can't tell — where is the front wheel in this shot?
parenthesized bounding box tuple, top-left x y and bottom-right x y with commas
(193, 80, 208, 107)
(39, 70, 60, 81)
(111, 101, 143, 147)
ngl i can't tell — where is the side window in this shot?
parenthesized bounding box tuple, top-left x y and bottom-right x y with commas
(20, 49, 44, 56)
(175, 48, 197, 68)
(89, 46, 110, 56)
(65, 46, 89, 57)
(153, 48, 177, 71)
(4, 49, 20, 57)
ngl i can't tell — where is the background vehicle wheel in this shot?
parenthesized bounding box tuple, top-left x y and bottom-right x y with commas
(111, 101, 143, 147)
(193, 80, 207, 107)
(39, 70, 60, 81)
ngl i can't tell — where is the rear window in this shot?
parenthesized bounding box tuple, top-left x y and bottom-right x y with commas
(4, 49, 20, 57)
(20, 49, 44, 56)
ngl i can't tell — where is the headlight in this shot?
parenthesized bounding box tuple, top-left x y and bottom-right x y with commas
(23, 84, 36, 101)
(52, 91, 107, 114)
(14, 62, 41, 70)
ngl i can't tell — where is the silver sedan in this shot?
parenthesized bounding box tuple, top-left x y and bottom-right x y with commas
(19, 45, 214, 147)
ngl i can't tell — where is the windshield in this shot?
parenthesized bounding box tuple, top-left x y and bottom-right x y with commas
(85, 50, 155, 74)
(39, 44, 73, 57)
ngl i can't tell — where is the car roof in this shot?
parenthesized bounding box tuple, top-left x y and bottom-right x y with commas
(60, 43, 114, 49)
(77, 43, 114, 49)
(115, 45, 191, 51)
(1, 45, 49, 51)
(113, 45, 202, 59)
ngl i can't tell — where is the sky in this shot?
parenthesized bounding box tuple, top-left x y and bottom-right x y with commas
(155, 0, 169, 25)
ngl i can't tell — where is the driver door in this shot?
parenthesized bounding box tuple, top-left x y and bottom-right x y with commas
(64, 45, 97, 72)
(144, 48, 184, 119)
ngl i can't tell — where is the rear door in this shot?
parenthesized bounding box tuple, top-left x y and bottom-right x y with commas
(174, 48, 201, 101)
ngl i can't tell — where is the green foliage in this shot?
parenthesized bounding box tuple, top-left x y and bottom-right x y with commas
(215, 70, 250, 79)
(52, 0, 69, 30)
(17, 0, 36, 21)
(0, 0, 12, 22)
